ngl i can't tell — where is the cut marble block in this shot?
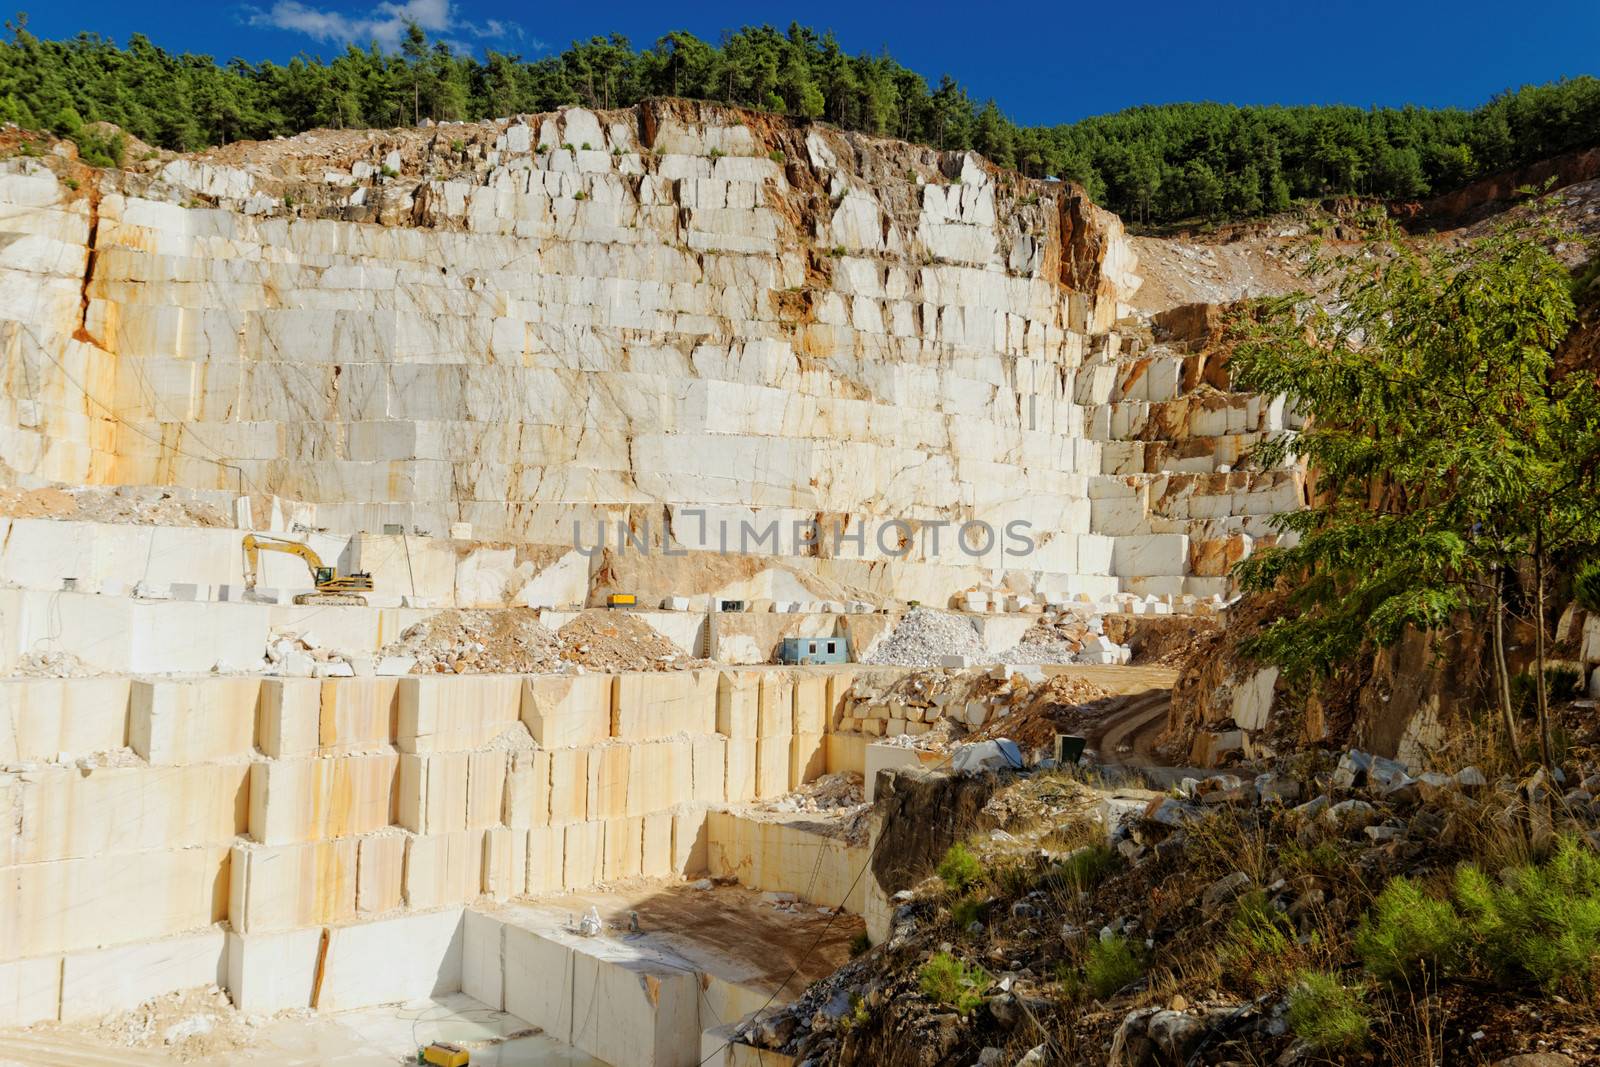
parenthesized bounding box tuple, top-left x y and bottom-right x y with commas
(691, 735, 727, 804)
(503, 748, 551, 828)
(357, 832, 406, 913)
(626, 738, 692, 816)
(715, 670, 760, 738)
(562, 821, 604, 889)
(397, 752, 469, 835)
(641, 811, 673, 877)
(521, 673, 611, 746)
(2, 845, 229, 957)
(526, 825, 565, 894)
(547, 747, 589, 825)
(403, 831, 484, 909)
(226, 927, 322, 1014)
(0, 676, 131, 763)
(755, 735, 791, 798)
(602, 815, 643, 880)
(493, 908, 701, 1067)
(248, 753, 398, 845)
(612, 670, 717, 739)
(397, 675, 522, 753)
(725, 738, 757, 803)
(672, 808, 709, 876)
(317, 677, 399, 753)
(130, 677, 259, 764)
(483, 827, 527, 901)
(756, 672, 794, 737)
(229, 837, 358, 933)
(790, 733, 826, 788)
(792, 674, 828, 734)
(462, 908, 505, 1010)
(258, 678, 318, 758)
(0, 955, 63, 1027)
(588, 743, 631, 821)
(466, 750, 508, 829)
(315, 908, 465, 1012)
(7, 762, 248, 865)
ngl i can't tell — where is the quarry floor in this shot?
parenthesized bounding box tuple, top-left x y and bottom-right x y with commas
(0, 993, 601, 1066)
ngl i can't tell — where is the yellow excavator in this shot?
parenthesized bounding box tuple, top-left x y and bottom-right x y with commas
(241, 534, 374, 605)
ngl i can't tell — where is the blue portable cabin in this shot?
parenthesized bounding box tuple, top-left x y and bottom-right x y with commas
(778, 636, 851, 664)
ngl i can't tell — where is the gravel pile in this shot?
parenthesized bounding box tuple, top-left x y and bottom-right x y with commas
(994, 635, 1080, 664)
(864, 608, 985, 666)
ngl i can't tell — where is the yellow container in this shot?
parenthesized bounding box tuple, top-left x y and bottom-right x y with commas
(607, 593, 637, 607)
(423, 1042, 470, 1067)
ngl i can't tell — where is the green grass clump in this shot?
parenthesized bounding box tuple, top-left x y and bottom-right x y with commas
(950, 891, 987, 931)
(1287, 971, 1370, 1052)
(1052, 843, 1119, 892)
(768, 149, 785, 163)
(847, 930, 870, 957)
(1084, 934, 1145, 999)
(1356, 876, 1464, 984)
(1455, 835, 1600, 992)
(1220, 890, 1300, 993)
(918, 952, 989, 1014)
(936, 841, 982, 893)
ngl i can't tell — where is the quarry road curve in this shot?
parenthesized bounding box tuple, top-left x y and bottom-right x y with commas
(1088, 689, 1173, 767)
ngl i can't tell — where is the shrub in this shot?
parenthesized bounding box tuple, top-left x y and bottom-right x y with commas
(379, 164, 397, 178)
(573, 190, 587, 201)
(1576, 560, 1600, 613)
(1287, 971, 1370, 1052)
(848, 930, 870, 957)
(1084, 935, 1144, 999)
(1220, 891, 1300, 993)
(918, 952, 989, 1014)
(580, 141, 591, 150)
(535, 143, 549, 154)
(768, 149, 785, 164)
(936, 842, 982, 893)
(62, 177, 79, 191)
(612, 146, 622, 156)
(1454, 835, 1600, 992)
(1356, 876, 1465, 984)
(450, 138, 464, 153)
(709, 147, 724, 159)
(73, 127, 126, 169)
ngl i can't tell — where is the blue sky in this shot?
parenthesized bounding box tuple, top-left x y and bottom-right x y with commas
(19, 0, 1600, 125)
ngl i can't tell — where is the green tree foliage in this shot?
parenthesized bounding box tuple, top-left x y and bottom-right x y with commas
(1454, 837, 1600, 993)
(5, 15, 1600, 223)
(1286, 971, 1371, 1052)
(1229, 207, 1600, 759)
(1354, 876, 1465, 984)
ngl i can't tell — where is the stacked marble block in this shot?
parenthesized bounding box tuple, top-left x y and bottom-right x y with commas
(1077, 333, 1307, 600)
(0, 666, 860, 1024)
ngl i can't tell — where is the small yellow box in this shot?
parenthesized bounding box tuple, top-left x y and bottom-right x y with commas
(607, 593, 636, 607)
(423, 1042, 469, 1067)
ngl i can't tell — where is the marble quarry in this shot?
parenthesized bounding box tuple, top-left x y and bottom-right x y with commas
(0, 99, 1314, 1060)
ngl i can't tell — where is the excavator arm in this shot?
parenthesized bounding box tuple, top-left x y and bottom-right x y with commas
(241, 534, 328, 590)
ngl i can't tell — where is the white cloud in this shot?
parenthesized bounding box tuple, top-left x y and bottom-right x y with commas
(247, 0, 529, 53)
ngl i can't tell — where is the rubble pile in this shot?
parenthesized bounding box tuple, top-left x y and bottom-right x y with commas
(379, 609, 564, 674)
(836, 665, 1111, 747)
(555, 610, 709, 672)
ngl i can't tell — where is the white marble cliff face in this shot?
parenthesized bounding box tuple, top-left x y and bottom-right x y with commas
(0, 101, 1297, 597)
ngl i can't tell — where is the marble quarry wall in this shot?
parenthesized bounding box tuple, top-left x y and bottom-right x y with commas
(0, 665, 873, 1031)
(0, 99, 1302, 609)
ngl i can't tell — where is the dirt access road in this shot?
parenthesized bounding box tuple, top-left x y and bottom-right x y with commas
(1040, 664, 1177, 766)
